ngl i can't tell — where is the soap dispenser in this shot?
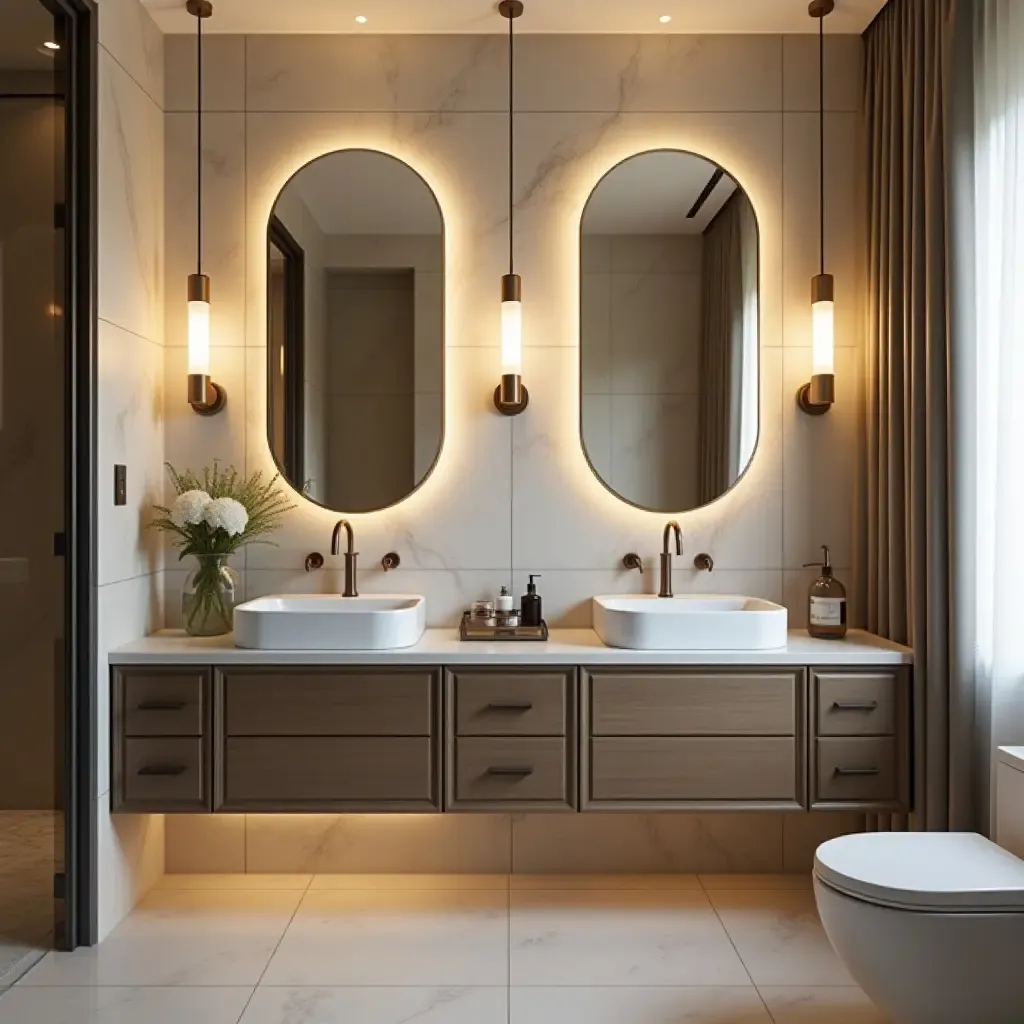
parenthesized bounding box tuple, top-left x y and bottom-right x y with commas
(521, 574, 543, 627)
(804, 545, 847, 639)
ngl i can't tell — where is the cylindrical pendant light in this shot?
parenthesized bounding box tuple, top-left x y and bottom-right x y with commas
(494, 0, 529, 416)
(798, 0, 836, 416)
(186, 0, 226, 416)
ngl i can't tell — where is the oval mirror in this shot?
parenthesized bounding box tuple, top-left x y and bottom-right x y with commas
(580, 150, 759, 513)
(267, 150, 444, 512)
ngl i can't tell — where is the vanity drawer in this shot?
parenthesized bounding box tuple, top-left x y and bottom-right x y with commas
(121, 737, 208, 810)
(450, 737, 573, 809)
(586, 670, 801, 736)
(587, 737, 798, 804)
(222, 669, 437, 736)
(219, 737, 438, 810)
(815, 737, 898, 804)
(118, 670, 207, 736)
(816, 671, 897, 736)
(450, 670, 571, 736)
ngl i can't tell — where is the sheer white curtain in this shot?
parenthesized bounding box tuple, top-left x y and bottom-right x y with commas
(973, 0, 1024, 811)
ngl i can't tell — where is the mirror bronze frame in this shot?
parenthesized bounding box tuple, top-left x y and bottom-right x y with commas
(265, 148, 447, 515)
(577, 147, 762, 515)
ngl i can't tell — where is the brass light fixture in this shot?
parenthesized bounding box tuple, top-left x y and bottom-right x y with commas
(186, 0, 226, 416)
(798, 0, 836, 416)
(494, 0, 528, 416)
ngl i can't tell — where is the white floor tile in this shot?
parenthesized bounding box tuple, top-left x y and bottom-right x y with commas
(156, 875, 312, 891)
(240, 987, 507, 1023)
(18, 891, 301, 987)
(757, 986, 888, 1022)
(510, 889, 750, 987)
(511, 875, 701, 890)
(260, 889, 509, 987)
(0, 986, 253, 1024)
(510, 986, 772, 1022)
(309, 874, 508, 890)
(707, 891, 854, 986)
(699, 875, 813, 891)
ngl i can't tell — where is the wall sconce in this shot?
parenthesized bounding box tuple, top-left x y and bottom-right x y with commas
(797, 0, 836, 417)
(493, 0, 529, 417)
(185, 0, 225, 417)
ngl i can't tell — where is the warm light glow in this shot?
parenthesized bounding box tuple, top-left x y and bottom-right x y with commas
(355, 15, 367, 23)
(811, 298, 835, 376)
(43, 40, 60, 50)
(659, 15, 672, 23)
(500, 299, 522, 375)
(187, 299, 211, 376)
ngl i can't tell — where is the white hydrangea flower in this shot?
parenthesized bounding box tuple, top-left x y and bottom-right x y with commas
(204, 496, 249, 537)
(171, 489, 212, 528)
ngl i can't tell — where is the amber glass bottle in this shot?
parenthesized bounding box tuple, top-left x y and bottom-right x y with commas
(804, 545, 847, 639)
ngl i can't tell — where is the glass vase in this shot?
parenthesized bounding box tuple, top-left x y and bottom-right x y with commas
(181, 554, 238, 637)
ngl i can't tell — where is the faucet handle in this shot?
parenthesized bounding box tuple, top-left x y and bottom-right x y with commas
(381, 552, 401, 571)
(623, 553, 644, 574)
(693, 553, 714, 573)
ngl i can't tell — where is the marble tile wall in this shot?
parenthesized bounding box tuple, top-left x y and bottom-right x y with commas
(95, 0, 167, 939)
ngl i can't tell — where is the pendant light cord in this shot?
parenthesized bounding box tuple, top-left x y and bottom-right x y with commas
(508, 11, 515, 277)
(818, 12, 825, 277)
(196, 9, 203, 277)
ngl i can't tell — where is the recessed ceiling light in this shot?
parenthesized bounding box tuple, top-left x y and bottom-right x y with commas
(43, 40, 60, 50)
(354, 15, 367, 23)
(659, 15, 672, 23)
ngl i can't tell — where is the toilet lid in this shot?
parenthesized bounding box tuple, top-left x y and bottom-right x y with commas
(814, 832, 1024, 912)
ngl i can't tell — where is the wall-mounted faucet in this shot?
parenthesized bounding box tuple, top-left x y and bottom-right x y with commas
(331, 519, 358, 598)
(659, 521, 682, 598)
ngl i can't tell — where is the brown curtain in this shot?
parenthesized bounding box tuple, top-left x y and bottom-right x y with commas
(861, 0, 978, 831)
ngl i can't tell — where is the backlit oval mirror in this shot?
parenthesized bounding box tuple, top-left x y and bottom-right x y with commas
(268, 150, 444, 512)
(580, 150, 759, 513)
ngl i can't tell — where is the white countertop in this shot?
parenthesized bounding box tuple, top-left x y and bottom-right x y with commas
(109, 628, 912, 667)
(999, 747, 1024, 772)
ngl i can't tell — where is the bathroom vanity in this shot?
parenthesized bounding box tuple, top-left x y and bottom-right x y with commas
(109, 629, 912, 817)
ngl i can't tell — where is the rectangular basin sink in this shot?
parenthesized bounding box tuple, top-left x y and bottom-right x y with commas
(233, 594, 426, 651)
(593, 594, 788, 651)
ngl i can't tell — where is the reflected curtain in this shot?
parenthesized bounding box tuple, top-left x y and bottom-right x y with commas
(698, 191, 757, 504)
(861, 0, 977, 831)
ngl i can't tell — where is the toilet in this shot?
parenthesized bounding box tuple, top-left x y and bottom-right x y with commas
(814, 832, 1024, 1024)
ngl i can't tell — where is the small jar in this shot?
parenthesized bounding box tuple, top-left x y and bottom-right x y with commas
(471, 600, 495, 620)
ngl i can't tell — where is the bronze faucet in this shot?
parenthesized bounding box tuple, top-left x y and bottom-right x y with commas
(331, 519, 358, 598)
(659, 521, 682, 598)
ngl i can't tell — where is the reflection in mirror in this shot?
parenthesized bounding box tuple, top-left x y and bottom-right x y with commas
(268, 150, 444, 512)
(580, 150, 759, 513)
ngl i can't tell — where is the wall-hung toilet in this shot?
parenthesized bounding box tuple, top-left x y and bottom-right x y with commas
(814, 832, 1024, 1024)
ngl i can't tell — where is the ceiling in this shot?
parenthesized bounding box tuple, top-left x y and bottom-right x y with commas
(0, 0, 59, 72)
(141, 0, 887, 35)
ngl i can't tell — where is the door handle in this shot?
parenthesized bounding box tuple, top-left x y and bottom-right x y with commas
(833, 767, 881, 777)
(137, 765, 187, 777)
(486, 766, 534, 777)
(137, 701, 188, 711)
(831, 701, 879, 711)
(485, 701, 533, 712)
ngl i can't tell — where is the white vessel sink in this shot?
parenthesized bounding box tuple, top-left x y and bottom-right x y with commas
(233, 594, 426, 651)
(593, 594, 788, 651)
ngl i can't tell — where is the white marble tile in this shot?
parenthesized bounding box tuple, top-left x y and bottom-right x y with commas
(165, 114, 246, 349)
(98, 49, 164, 345)
(163, 815, 247, 874)
(245, 36, 508, 113)
(511, 875, 700, 891)
(707, 890, 855, 986)
(699, 875, 813, 891)
(781, 813, 865, 873)
(671, 569, 785, 605)
(98, 0, 164, 107)
(261, 889, 508, 987)
(758, 986, 888, 1023)
(164, 35, 246, 112)
(25, 889, 301, 987)
(515, 36, 783, 113)
(510, 888, 749, 987)
(0, 987, 253, 1024)
(96, 323, 164, 587)
(310, 874, 508, 891)
(782, 35, 865, 113)
(156, 874, 311, 891)
(511, 815, 702, 874)
(782, 113, 864, 350)
(244, 814, 512, 875)
(510, 987, 771, 1023)
(240, 987, 507, 1024)
(695, 814, 785, 874)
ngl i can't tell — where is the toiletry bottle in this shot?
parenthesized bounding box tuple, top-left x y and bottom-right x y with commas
(804, 545, 847, 639)
(496, 586, 514, 613)
(521, 574, 543, 627)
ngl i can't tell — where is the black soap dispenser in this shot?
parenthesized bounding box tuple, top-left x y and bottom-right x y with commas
(521, 574, 543, 627)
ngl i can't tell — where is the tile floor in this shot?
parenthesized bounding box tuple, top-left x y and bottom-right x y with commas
(0, 873, 888, 1023)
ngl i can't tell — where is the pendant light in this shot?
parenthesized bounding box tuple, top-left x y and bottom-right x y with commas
(798, 0, 836, 416)
(186, 0, 226, 415)
(494, 0, 528, 416)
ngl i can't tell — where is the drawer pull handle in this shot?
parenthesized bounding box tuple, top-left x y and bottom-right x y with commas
(831, 701, 879, 712)
(833, 767, 881, 777)
(485, 701, 533, 712)
(486, 766, 534, 777)
(137, 765, 187, 777)
(136, 701, 188, 712)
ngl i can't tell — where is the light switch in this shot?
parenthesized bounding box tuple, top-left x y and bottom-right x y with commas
(114, 464, 127, 506)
